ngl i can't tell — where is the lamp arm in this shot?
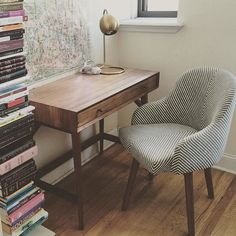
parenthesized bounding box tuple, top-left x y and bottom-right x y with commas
(103, 34, 106, 66)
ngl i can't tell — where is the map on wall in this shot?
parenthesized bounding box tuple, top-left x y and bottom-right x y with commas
(24, 0, 90, 81)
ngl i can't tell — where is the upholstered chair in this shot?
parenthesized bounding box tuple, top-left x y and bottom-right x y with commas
(119, 68, 236, 236)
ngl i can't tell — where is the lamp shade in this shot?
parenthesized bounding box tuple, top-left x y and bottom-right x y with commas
(99, 9, 119, 36)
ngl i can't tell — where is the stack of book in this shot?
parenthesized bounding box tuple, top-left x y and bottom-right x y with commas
(0, 1, 48, 236)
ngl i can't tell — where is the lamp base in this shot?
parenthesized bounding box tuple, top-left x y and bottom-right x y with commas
(99, 64, 125, 75)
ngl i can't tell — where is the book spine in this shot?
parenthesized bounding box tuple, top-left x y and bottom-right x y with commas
(1, 182, 34, 205)
(0, 33, 24, 42)
(0, 4, 23, 12)
(0, 68, 27, 83)
(0, 102, 31, 126)
(0, 94, 27, 110)
(0, 64, 25, 76)
(0, 0, 23, 4)
(0, 39, 23, 53)
(0, 160, 36, 186)
(0, 90, 28, 105)
(0, 23, 23, 33)
(0, 55, 25, 66)
(0, 52, 25, 62)
(0, 47, 23, 58)
(0, 61, 25, 72)
(0, 146, 38, 176)
(1, 194, 42, 227)
(0, 12, 9, 18)
(0, 139, 35, 165)
(1, 166, 36, 188)
(0, 10, 24, 18)
(9, 33, 23, 40)
(12, 205, 43, 230)
(1, 172, 36, 198)
(0, 35, 10, 42)
(5, 187, 39, 211)
(7, 95, 27, 108)
(11, 209, 41, 232)
(0, 29, 25, 38)
(0, 124, 34, 149)
(0, 85, 27, 99)
(8, 189, 41, 215)
(0, 113, 33, 135)
(0, 104, 34, 125)
(0, 101, 28, 116)
(0, 16, 23, 27)
(9, 193, 45, 225)
(2, 208, 47, 234)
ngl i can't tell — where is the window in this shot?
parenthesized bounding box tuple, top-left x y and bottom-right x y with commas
(138, 0, 178, 18)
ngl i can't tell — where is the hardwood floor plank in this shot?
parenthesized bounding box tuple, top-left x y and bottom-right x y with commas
(212, 192, 236, 236)
(198, 176, 236, 236)
(42, 145, 236, 236)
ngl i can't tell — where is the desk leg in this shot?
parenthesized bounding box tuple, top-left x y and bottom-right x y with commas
(141, 94, 148, 104)
(72, 132, 84, 230)
(99, 119, 104, 154)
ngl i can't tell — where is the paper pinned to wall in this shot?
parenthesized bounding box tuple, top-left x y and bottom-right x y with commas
(24, 0, 90, 82)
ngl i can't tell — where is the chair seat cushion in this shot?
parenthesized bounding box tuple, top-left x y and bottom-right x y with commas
(119, 123, 197, 175)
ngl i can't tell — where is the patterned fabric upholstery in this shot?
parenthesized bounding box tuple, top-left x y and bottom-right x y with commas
(119, 68, 236, 175)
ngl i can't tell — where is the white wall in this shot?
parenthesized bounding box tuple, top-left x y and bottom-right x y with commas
(35, 0, 236, 179)
(117, 0, 236, 160)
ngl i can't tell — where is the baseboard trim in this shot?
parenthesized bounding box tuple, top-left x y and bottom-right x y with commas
(42, 129, 118, 184)
(213, 153, 236, 175)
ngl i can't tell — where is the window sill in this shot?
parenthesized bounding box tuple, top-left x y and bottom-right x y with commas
(119, 17, 183, 33)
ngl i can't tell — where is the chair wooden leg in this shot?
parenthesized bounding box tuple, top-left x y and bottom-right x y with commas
(204, 168, 214, 199)
(122, 159, 140, 211)
(184, 172, 195, 236)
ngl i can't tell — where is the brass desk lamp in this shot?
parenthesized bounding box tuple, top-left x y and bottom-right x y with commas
(99, 9, 125, 75)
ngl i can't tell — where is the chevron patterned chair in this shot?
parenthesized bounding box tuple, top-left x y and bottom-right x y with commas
(119, 68, 236, 236)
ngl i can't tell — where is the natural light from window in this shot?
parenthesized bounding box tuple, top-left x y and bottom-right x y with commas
(148, 0, 178, 11)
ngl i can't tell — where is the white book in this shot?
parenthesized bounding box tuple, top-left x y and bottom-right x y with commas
(0, 52, 25, 61)
(0, 76, 30, 90)
(0, 105, 35, 126)
(0, 16, 23, 27)
(0, 37, 10, 43)
(0, 89, 29, 105)
(0, 113, 27, 128)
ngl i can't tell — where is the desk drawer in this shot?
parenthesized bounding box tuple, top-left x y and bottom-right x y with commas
(77, 75, 159, 131)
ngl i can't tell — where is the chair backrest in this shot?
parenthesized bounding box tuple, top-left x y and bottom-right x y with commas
(166, 68, 236, 130)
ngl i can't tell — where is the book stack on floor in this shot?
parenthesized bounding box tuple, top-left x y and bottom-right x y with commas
(0, 1, 48, 236)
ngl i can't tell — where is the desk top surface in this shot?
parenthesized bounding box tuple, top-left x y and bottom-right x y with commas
(30, 68, 159, 113)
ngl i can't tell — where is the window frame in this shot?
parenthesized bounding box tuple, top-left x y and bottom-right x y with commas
(138, 0, 178, 18)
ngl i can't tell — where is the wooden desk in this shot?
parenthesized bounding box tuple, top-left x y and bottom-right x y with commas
(29, 68, 160, 230)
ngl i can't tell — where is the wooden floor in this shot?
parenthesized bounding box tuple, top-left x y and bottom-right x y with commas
(43, 144, 236, 236)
